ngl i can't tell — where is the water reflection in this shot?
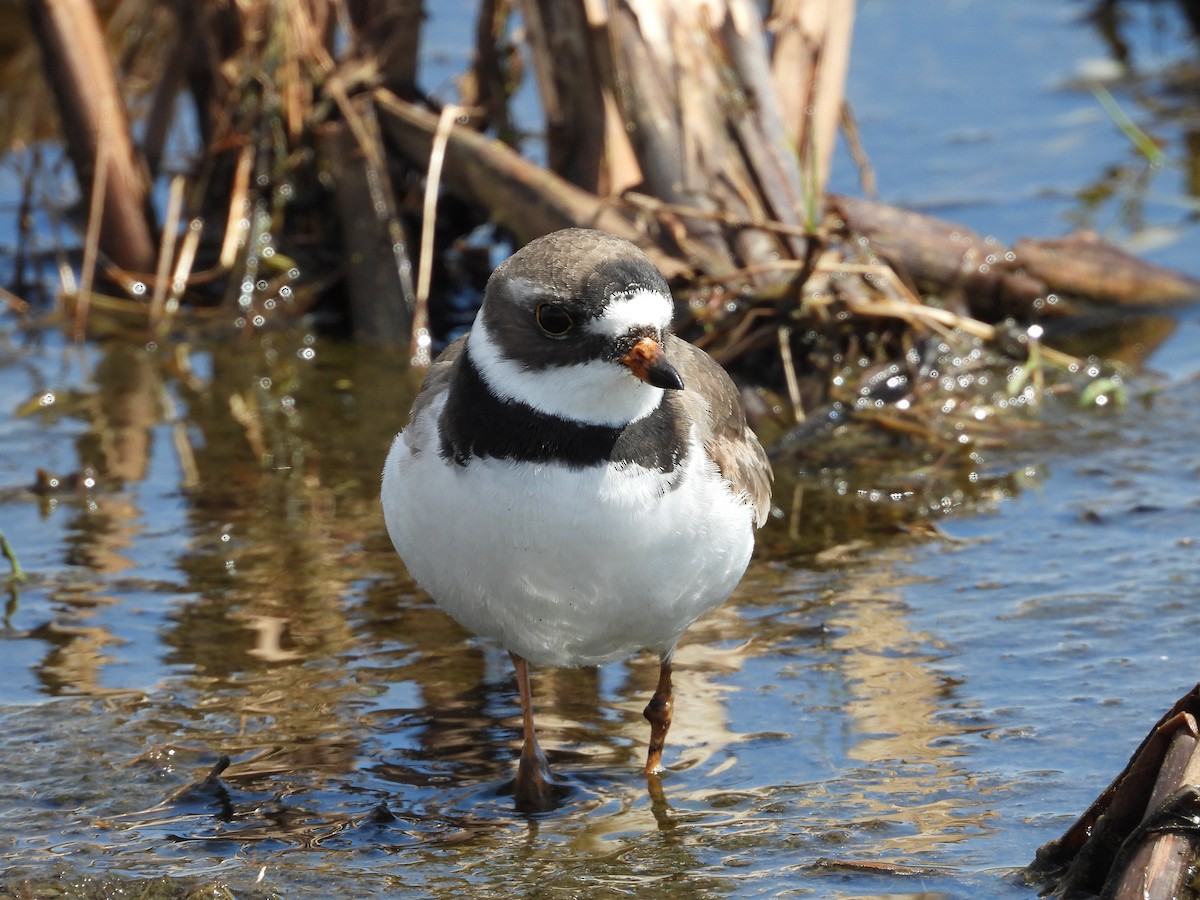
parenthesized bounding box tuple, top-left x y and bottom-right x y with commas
(1073, 2, 1200, 240)
(0, 318, 1185, 898)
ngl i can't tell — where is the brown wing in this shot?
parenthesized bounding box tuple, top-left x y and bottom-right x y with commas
(667, 335, 773, 527)
(400, 335, 467, 450)
(409, 336, 465, 419)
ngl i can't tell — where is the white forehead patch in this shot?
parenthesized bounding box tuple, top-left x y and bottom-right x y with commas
(587, 288, 675, 338)
(467, 317, 664, 427)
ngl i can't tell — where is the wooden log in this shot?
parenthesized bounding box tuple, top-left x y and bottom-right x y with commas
(832, 194, 1200, 314)
(1027, 686, 1200, 898)
(1014, 232, 1200, 307)
(26, 0, 156, 274)
(372, 89, 691, 280)
(831, 193, 1049, 317)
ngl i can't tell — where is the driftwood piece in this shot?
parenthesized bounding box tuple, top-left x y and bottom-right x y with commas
(831, 194, 1047, 318)
(1014, 232, 1200, 308)
(1028, 684, 1200, 899)
(373, 93, 1200, 324)
(833, 194, 1200, 316)
(372, 89, 691, 281)
(26, 0, 156, 274)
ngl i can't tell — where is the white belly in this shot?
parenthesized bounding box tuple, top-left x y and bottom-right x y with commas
(381, 407, 755, 668)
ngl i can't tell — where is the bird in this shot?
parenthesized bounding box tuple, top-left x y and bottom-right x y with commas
(381, 228, 772, 810)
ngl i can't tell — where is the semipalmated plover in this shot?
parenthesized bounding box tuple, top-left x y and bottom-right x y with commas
(382, 228, 772, 809)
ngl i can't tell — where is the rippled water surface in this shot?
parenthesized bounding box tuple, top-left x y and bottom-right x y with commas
(2, 1, 1199, 897)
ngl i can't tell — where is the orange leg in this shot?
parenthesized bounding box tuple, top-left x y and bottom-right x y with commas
(643, 658, 674, 776)
(510, 652, 559, 811)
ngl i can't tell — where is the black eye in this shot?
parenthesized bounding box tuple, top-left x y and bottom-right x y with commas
(535, 303, 574, 337)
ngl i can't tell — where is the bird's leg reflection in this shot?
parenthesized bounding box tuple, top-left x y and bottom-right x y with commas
(643, 656, 674, 776)
(510, 652, 560, 811)
(645, 770, 680, 831)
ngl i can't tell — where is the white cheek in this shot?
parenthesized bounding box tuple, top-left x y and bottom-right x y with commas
(467, 318, 663, 427)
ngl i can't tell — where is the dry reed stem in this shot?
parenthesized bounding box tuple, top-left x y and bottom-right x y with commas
(74, 95, 112, 340)
(149, 174, 186, 331)
(167, 219, 204, 315)
(838, 100, 876, 198)
(327, 75, 384, 171)
(27, 0, 156, 275)
(777, 325, 805, 422)
(412, 105, 471, 368)
(693, 304, 774, 351)
(219, 145, 255, 272)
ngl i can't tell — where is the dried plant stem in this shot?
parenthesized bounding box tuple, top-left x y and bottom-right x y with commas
(168, 220, 204, 315)
(777, 325, 805, 423)
(149, 175, 186, 332)
(412, 105, 468, 367)
(219, 146, 256, 273)
(74, 99, 111, 340)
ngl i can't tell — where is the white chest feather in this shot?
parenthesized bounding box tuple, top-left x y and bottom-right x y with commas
(381, 396, 756, 667)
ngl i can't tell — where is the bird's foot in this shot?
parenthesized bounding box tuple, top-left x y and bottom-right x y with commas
(512, 741, 566, 813)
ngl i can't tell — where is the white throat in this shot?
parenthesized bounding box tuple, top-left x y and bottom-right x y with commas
(467, 317, 665, 427)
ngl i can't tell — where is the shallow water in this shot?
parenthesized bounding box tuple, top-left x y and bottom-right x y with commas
(2, 1, 1200, 898)
(5, 322, 1200, 898)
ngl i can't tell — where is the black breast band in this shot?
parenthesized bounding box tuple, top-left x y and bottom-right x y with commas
(438, 353, 686, 473)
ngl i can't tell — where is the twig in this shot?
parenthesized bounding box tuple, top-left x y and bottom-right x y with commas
(777, 325, 804, 423)
(621, 192, 813, 239)
(839, 100, 877, 199)
(0, 286, 29, 314)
